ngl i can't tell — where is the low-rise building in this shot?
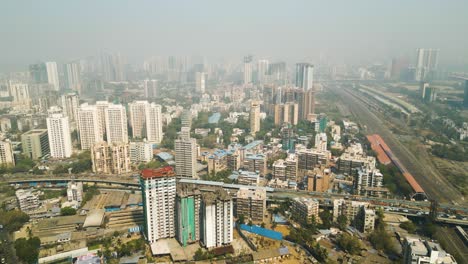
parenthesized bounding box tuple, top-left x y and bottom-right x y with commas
(243, 153, 267, 176)
(208, 149, 228, 174)
(403, 236, 457, 264)
(236, 170, 260, 186)
(67, 181, 83, 203)
(91, 141, 130, 175)
(333, 199, 370, 226)
(16, 189, 40, 212)
(21, 129, 50, 160)
(129, 141, 153, 163)
(307, 167, 331, 192)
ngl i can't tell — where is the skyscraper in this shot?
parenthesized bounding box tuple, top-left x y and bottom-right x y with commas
(464, 80, 468, 108)
(95, 101, 109, 139)
(101, 52, 125, 82)
(257, 59, 269, 84)
(129, 101, 148, 139)
(77, 103, 102, 150)
(44, 62, 60, 91)
(176, 184, 201, 247)
(8, 81, 31, 110)
(60, 93, 79, 123)
(415, 48, 439, 81)
(0, 140, 15, 167)
(195, 72, 206, 93)
(140, 167, 176, 243)
(105, 104, 128, 144)
(146, 103, 163, 143)
(143, 79, 158, 98)
(250, 100, 261, 135)
(29, 62, 60, 91)
(46, 107, 72, 158)
(243, 55, 253, 85)
(64, 62, 81, 93)
(295, 63, 314, 90)
(200, 188, 233, 249)
(175, 127, 198, 178)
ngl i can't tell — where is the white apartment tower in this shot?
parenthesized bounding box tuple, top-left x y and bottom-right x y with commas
(64, 62, 81, 93)
(144, 79, 158, 98)
(175, 127, 197, 178)
(296, 63, 314, 90)
(315, 132, 328, 152)
(257, 59, 269, 84)
(129, 101, 148, 139)
(105, 104, 128, 144)
(141, 167, 177, 243)
(243, 55, 253, 85)
(200, 189, 233, 248)
(61, 93, 79, 123)
(196, 72, 206, 93)
(8, 81, 31, 110)
(46, 107, 72, 158)
(415, 48, 439, 81)
(146, 103, 163, 143)
(250, 100, 261, 135)
(77, 103, 102, 150)
(95, 101, 109, 139)
(0, 140, 15, 167)
(45, 62, 60, 91)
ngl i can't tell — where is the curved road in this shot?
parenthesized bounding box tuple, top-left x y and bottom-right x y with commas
(328, 84, 464, 205)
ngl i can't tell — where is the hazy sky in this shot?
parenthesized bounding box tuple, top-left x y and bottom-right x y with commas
(1, 0, 468, 70)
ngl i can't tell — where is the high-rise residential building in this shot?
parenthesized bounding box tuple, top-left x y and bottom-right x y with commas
(307, 167, 331, 192)
(176, 184, 201, 247)
(291, 197, 319, 225)
(129, 101, 148, 139)
(181, 110, 192, 128)
(143, 79, 158, 98)
(268, 62, 287, 84)
(46, 107, 72, 158)
(91, 141, 130, 174)
(64, 62, 81, 93)
(272, 155, 298, 182)
(250, 100, 260, 135)
(44, 62, 60, 91)
(146, 103, 163, 143)
(101, 52, 125, 82)
(243, 55, 253, 85)
(95, 101, 109, 139)
(60, 93, 79, 123)
(140, 167, 177, 243)
(296, 63, 314, 90)
(415, 48, 439, 81)
(355, 167, 385, 197)
(200, 188, 233, 249)
(303, 89, 316, 120)
(390, 57, 409, 80)
(77, 103, 102, 150)
(175, 128, 198, 178)
(274, 102, 299, 126)
(236, 188, 266, 223)
(29, 63, 48, 84)
(129, 141, 153, 163)
(0, 140, 15, 167)
(105, 104, 128, 144)
(195, 72, 206, 93)
(257, 59, 269, 84)
(297, 147, 331, 171)
(8, 81, 31, 110)
(463, 80, 468, 108)
(243, 154, 267, 176)
(21, 129, 50, 160)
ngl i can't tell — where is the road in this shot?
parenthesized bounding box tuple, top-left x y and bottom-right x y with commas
(327, 83, 464, 205)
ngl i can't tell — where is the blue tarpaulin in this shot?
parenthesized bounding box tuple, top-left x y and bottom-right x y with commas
(240, 224, 283, 240)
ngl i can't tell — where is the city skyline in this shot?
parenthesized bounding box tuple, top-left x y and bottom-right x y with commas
(1, 1, 468, 71)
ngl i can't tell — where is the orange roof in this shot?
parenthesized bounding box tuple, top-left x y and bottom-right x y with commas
(141, 166, 175, 179)
(366, 135, 391, 165)
(403, 172, 425, 193)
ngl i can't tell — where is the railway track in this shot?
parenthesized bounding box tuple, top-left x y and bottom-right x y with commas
(328, 84, 464, 205)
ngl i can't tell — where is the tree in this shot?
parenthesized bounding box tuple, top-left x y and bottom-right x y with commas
(60, 206, 77, 216)
(0, 209, 30, 232)
(319, 210, 333, 229)
(337, 214, 348, 230)
(336, 233, 361, 255)
(399, 221, 416, 233)
(237, 214, 245, 225)
(14, 237, 41, 264)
